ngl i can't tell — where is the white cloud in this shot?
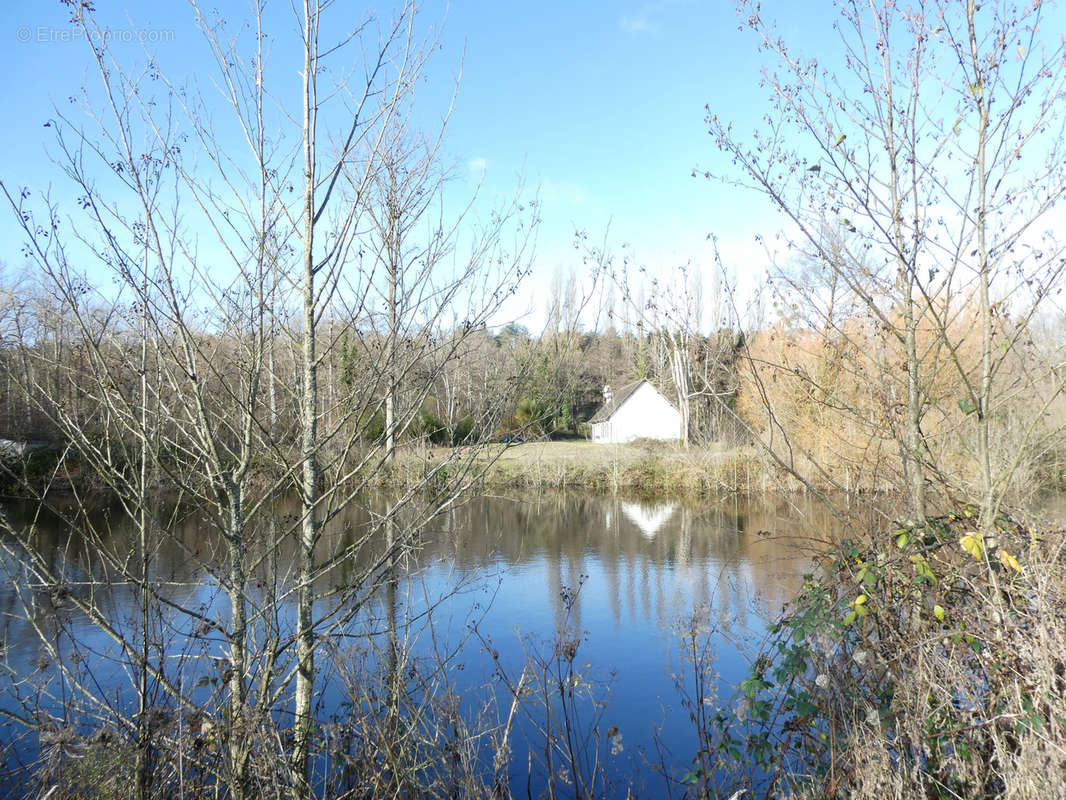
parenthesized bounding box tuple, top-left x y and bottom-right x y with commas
(467, 157, 488, 178)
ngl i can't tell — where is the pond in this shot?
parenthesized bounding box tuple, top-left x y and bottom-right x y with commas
(0, 490, 867, 797)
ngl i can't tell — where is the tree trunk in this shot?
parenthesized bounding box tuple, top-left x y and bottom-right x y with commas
(293, 3, 319, 793)
(969, 2, 995, 536)
(135, 299, 153, 800)
(671, 344, 690, 446)
(227, 491, 250, 799)
(902, 280, 926, 522)
(385, 178, 399, 461)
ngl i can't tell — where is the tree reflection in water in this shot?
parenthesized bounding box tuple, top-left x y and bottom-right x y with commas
(0, 490, 866, 795)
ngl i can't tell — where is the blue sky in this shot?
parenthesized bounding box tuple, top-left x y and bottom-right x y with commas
(0, 1, 833, 328)
(428, 1, 800, 301)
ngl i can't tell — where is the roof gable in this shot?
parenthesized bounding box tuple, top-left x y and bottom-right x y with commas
(590, 380, 675, 423)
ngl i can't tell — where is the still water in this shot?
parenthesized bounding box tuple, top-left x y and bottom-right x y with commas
(0, 490, 854, 795)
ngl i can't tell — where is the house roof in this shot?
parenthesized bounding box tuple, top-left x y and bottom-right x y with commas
(589, 380, 647, 424)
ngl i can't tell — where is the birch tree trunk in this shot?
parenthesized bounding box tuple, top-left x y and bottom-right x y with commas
(292, 5, 321, 793)
(670, 343, 691, 447)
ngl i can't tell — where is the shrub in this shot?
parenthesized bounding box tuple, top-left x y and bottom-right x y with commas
(702, 511, 1066, 799)
(417, 411, 449, 446)
(361, 411, 385, 442)
(451, 415, 475, 446)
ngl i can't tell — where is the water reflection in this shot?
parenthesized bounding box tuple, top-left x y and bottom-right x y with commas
(410, 493, 829, 637)
(0, 491, 832, 683)
(0, 489, 829, 796)
(404, 492, 829, 795)
(618, 500, 676, 538)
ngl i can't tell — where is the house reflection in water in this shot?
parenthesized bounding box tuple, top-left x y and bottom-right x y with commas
(553, 495, 819, 645)
(618, 501, 677, 539)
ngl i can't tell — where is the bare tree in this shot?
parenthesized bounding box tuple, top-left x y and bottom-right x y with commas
(363, 104, 458, 459)
(705, 0, 1066, 528)
(585, 238, 744, 447)
(0, 0, 534, 797)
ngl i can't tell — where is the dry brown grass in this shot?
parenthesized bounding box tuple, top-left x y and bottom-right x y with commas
(368, 438, 766, 496)
(736, 306, 1066, 505)
(457, 439, 763, 496)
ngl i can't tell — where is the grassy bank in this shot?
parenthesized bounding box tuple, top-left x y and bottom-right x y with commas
(0, 438, 768, 503)
(378, 439, 768, 497)
(374, 438, 1066, 509)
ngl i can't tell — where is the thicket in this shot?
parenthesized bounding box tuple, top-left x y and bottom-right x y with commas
(677, 509, 1066, 800)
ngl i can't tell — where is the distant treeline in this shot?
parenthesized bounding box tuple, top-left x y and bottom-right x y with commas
(2, 285, 1063, 507)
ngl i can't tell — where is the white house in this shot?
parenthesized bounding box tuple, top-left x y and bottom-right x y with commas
(589, 380, 683, 444)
